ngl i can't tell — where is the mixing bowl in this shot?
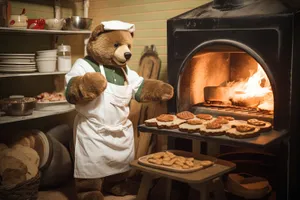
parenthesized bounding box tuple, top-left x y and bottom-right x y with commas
(63, 16, 92, 30)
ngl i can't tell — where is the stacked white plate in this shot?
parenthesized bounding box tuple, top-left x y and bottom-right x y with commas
(0, 53, 37, 73)
(36, 50, 57, 73)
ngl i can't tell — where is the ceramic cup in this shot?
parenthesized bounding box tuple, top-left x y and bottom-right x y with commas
(27, 18, 45, 29)
(8, 14, 27, 29)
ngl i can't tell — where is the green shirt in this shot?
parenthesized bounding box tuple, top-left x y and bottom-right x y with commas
(83, 56, 143, 101)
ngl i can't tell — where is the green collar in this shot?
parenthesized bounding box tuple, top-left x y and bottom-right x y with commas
(83, 56, 128, 85)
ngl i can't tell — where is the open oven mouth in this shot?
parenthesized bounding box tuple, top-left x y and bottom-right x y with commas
(177, 40, 275, 122)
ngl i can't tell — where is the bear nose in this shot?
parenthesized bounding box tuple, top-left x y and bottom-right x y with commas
(124, 52, 132, 60)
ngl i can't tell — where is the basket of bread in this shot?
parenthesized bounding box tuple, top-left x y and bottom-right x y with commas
(144, 111, 272, 139)
(138, 150, 214, 173)
(0, 142, 40, 200)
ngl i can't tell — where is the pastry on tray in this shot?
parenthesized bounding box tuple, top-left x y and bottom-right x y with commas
(144, 118, 158, 127)
(144, 114, 186, 129)
(145, 151, 213, 170)
(176, 111, 195, 120)
(179, 119, 204, 133)
(217, 116, 235, 121)
(196, 113, 213, 121)
(226, 124, 260, 139)
(247, 119, 272, 132)
(200, 121, 231, 136)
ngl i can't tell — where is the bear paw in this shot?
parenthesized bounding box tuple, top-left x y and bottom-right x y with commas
(78, 72, 107, 102)
(139, 79, 174, 102)
(160, 83, 174, 101)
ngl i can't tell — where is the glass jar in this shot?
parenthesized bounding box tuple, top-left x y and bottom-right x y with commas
(57, 44, 71, 72)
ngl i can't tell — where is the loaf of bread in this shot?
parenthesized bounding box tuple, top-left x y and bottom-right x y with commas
(0, 156, 27, 187)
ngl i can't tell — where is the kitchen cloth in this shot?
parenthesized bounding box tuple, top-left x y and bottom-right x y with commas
(101, 20, 135, 33)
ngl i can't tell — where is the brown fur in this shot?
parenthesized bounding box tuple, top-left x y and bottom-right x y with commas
(87, 25, 133, 67)
(66, 72, 107, 104)
(139, 79, 174, 102)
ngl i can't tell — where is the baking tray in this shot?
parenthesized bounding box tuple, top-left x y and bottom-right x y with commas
(138, 150, 214, 173)
(131, 150, 236, 184)
(138, 124, 288, 149)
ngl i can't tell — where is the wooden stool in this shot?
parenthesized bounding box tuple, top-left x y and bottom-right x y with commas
(130, 152, 235, 200)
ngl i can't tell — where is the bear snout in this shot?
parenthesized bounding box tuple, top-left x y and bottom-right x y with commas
(124, 52, 132, 60)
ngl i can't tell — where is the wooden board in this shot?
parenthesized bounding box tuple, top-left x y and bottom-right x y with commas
(131, 150, 236, 184)
(138, 155, 212, 173)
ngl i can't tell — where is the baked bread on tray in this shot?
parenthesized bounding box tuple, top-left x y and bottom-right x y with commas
(200, 121, 231, 136)
(179, 119, 204, 133)
(144, 151, 213, 170)
(226, 124, 260, 139)
(144, 114, 186, 129)
(247, 118, 272, 132)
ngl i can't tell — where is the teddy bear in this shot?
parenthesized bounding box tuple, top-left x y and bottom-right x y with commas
(65, 21, 174, 200)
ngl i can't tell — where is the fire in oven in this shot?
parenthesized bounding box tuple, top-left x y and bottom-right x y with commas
(178, 44, 274, 123)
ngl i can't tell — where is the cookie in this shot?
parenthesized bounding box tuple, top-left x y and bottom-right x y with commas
(236, 125, 255, 132)
(213, 118, 229, 124)
(206, 122, 222, 129)
(218, 116, 235, 121)
(247, 119, 266, 126)
(199, 160, 213, 167)
(176, 111, 194, 120)
(226, 125, 260, 139)
(156, 114, 175, 122)
(187, 119, 203, 125)
(196, 114, 213, 120)
(200, 122, 231, 136)
(156, 116, 185, 129)
(247, 119, 272, 132)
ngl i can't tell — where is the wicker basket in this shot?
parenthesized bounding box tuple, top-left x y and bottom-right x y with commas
(0, 173, 40, 200)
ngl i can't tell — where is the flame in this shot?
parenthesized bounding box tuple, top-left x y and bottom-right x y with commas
(227, 63, 274, 111)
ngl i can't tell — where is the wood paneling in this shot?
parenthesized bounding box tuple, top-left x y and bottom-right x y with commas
(89, 0, 209, 81)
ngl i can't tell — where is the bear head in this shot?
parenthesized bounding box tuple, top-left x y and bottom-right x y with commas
(87, 24, 134, 68)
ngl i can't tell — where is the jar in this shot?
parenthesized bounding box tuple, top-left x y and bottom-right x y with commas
(57, 44, 71, 72)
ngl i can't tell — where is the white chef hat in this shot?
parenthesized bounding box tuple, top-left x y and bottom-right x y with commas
(101, 20, 135, 33)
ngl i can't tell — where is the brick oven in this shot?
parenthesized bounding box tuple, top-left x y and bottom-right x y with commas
(139, 0, 300, 199)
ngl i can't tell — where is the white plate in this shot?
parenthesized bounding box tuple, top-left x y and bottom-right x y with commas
(0, 64, 36, 67)
(0, 58, 35, 62)
(0, 61, 36, 65)
(0, 68, 37, 72)
(0, 53, 35, 56)
(0, 56, 35, 59)
(37, 100, 67, 104)
(0, 68, 37, 71)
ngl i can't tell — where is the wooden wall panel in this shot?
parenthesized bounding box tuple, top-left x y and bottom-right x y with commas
(89, 0, 210, 81)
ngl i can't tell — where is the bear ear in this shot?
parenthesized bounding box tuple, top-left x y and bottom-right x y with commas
(130, 32, 134, 38)
(90, 24, 105, 40)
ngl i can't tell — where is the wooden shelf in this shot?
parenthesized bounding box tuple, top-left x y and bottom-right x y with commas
(0, 27, 91, 35)
(0, 106, 75, 125)
(0, 71, 67, 78)
(138, 124, 288, 148)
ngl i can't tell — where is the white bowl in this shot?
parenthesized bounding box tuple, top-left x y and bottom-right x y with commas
(36, 56, 57, 60)
(45, 18, 65, 30)
(37, 50, 57, 57)
(36, 60, 56, 73)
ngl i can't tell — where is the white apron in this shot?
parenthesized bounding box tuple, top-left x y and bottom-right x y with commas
(73, 64, 135, 179)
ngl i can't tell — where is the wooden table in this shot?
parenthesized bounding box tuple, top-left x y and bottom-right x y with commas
(130, 150, 236, 200)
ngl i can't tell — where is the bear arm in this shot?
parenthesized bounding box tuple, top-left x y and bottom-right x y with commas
(138, 79, 174, 102)
(66, 72, 107, 104)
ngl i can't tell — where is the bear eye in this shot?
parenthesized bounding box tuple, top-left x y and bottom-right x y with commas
(128, 44, 131, 49)
(114, 43, 120, 48)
